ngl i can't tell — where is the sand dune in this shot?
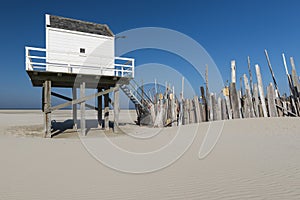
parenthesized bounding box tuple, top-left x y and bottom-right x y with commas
(0, 110, 300, 200)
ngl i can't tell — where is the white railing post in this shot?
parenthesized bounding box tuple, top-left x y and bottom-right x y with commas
(132, 59, 135, 78)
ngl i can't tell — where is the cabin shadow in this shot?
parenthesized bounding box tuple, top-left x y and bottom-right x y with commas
(51, 119, 122, 137)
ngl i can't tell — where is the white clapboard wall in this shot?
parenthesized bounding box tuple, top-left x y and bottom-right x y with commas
(46, 27, 114, 76)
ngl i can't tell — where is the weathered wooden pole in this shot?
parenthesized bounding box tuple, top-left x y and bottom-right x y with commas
(194, 96, 202, 123)
(217, 97, 222, 121)
(237, 89, 243, 118)
(223, 86, 232, 119)
(243, 74, 255, 117)
(264, 49, 281, 97)
(282, 53, 299, 116)
(205, 65, 211, 121)
(80, 82, 86, 136)
(247, 56, 254, 95)
(104, 89, 110, 130)
(200, 86, 208, 121)
(114, 85, 120, 132)
(290, 57, 300, 94)
(72, 87, 77, 129)
(231, 60, 236, 83)
(267, 83, 278, 117)
(221, 98, 228, 120)
(211, 93, 217, 121)
(97, 88, 103, 127)
(43, 80, 51, 138)
(229, 83, 240, 119)
(171, 86, 176, 126)
(255, 64, 268, 117)
(253, 83, 260, 117)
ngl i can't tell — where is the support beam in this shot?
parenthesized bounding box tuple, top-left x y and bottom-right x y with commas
(48, 87, 115, 112)
(114, 85, 120, 132)
(43, 80, 51, 138)
(51, 91, 97, 111)
(104, 89, 110, 130)
(98, 88, 103, 127)
(72, 87, 77, 129)
(80, 82, 86, 136)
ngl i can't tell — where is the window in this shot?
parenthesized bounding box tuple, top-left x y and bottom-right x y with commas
(80, 48, 85, 54)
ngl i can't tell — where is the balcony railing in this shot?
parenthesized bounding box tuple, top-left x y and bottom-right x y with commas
(25, 46, 134, 78)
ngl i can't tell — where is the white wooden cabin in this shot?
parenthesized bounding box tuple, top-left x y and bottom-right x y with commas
(26, 14, 134, 79)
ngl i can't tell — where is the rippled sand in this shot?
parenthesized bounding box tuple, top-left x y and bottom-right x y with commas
(0, 110, 299, 200)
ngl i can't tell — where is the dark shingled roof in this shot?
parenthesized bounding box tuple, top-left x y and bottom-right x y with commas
(48, 15, 114, 37)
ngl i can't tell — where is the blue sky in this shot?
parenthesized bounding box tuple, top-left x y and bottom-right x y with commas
(1, 0, 300, 108)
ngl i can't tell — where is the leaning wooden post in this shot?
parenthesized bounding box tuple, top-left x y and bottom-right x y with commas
(114, 85, 119, 132)
(44, 80, 51, 138)
(97, 88, 103, 127)
(267, 83, 278, 117)
(290, 57, 300, 94)
(72, 87, 77, 129)
(104, 89, 110, 130)
(80, 82, 86, 136)
(255, 64, 268, 117)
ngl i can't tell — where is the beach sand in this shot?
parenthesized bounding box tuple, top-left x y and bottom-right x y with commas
(0, 110, 299, 199)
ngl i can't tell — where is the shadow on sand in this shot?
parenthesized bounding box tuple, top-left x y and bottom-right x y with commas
(51, 119, 126, 137)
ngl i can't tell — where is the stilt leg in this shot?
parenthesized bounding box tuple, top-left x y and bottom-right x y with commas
(80, 82, 86, 136)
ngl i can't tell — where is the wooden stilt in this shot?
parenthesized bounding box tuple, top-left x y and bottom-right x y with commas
(255, 64, 268, 117)
(97, 88, 103, 127)
(104, 89, 109, 130)
(44, 80, 51, 138)
(80, 82, 86, 136)
(114, 85, 120, 132)
(72, 87, 77, 129)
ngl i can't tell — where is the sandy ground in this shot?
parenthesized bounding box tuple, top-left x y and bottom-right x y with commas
(0, 110, 300, 200)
